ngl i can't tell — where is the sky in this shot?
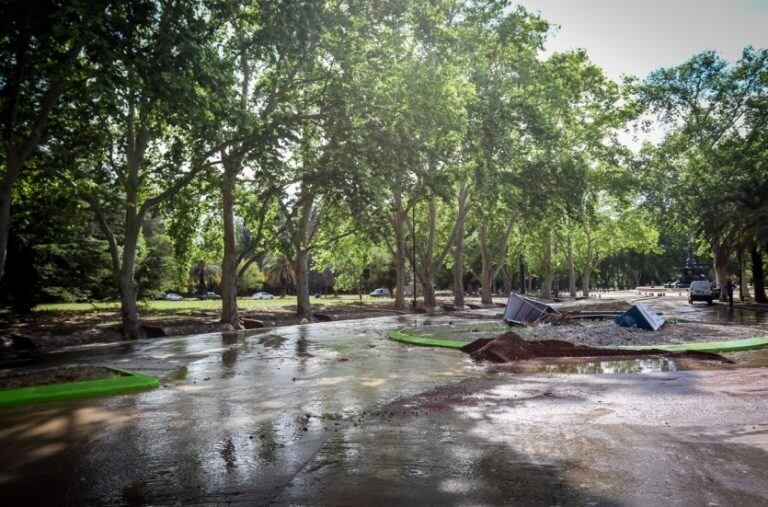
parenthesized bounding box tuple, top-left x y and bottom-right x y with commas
(515, 0, 768, 81)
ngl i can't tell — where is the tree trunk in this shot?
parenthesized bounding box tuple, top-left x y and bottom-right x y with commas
(583, 266, 592, 297)
(540, 230, 552, 299)
(583, 243, 593, 297)
(477, 216, 515, 304)
(0, 173, 14, 282)
(295, 248, 311, 318)
(452, 218, 465, 308)
(393, 210, 406, 310)
(410, 184, 470, 313)
(752, 246, 767, 304)
(220, 166, 241, 328)
(420, 277, 436, 313)
(118, 272, 140, 340)
(118, 220, 141, 339)
(395, 248, 406, 309)
(501, 265, 513, 295)
(567, 235, 576, 297)
(712, 244, 729, 302)
(738, 248, 749, 300)
(479, 222, 494, 304)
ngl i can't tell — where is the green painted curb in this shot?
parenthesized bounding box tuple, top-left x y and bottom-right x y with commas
(389, 330, 468, 350)
(389, 329, 768, 355)
(612, 335, 768, 354)
(0, 367, 159, 408)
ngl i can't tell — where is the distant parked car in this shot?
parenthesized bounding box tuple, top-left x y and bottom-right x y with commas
(198, 291, 221, 300)
(252, 291, 274, 300)
(688, 280, 714, 305)
(162, 293, 184, 301)
(369, 288, 391, 297)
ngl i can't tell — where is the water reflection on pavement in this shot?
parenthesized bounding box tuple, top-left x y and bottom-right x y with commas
(0, 309, 766, 505)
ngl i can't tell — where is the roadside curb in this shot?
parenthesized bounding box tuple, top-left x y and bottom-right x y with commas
(0, 367, 159, 408)
(388, 330, 467, 349)
(389, 329, 768, 354)
(612, 335, 768, 354)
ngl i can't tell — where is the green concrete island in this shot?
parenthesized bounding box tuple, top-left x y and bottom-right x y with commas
(388, 329, 768, 354)
(614, 335, 768, 353)
(388, 330, 468, 350)
(0, 367, 159, 408)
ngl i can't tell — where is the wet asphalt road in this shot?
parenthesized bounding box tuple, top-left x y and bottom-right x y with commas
(1, 298, 767, 505)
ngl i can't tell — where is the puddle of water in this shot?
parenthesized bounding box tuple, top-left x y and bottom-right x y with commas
(723, 348, 768, 368)
(674, 305, 768, 325)
(258, 335, 288, 348)
(497, 357, 676, 375)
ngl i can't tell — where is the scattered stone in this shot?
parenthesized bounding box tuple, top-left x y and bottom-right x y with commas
(241, 318, 266, 329)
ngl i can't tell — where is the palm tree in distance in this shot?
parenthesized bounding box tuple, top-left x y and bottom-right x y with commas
(191, 260, 220, 298)
(263, 254, 295, 298)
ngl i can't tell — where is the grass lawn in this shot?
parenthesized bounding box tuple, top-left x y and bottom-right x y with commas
(33, 294, 383, 315)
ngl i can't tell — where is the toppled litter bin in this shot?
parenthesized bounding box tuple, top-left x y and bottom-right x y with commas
(503, 293, 559, 325)
(615, 303, 665, 331)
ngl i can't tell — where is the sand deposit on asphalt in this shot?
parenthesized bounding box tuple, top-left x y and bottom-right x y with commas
(517, 320, 765, 347)
(412, 319, 765, 348)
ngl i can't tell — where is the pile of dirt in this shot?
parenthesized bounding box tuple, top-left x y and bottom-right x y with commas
(0, 365, 125, 390)
(462, 331, 730, 364)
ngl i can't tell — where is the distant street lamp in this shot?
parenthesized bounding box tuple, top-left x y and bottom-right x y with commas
(519, 254, 526, 294)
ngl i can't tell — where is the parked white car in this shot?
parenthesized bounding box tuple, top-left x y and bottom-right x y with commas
(162, 293, 184, 301)
(369, 288, 391, 297)
(688, 280, 714, 305)
(252, 291, 274, 300)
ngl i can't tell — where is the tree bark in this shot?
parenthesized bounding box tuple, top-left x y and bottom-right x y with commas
(583, 231, 593, 297)
(479, 222, 494, 304)
(118, 217, 142, 339)
(478, 215, 515, 304)
(0, 41, 81, 282)
(500, 264, 514, 295)
(738, 248, 749, 300)
(452, 215, 465, 309)
(294, 196, 314, 319)
(583, 264, 592, 298)
(406, 185, 470, 314)
(712, 244, 729, 302)
(394, 247, 406, 309)
(220, 165, 241, 328)
(0, 164, 16, 281)
(752, 246, 767, 304)
(540, 229, 552, 299)
(391, 196, 407, 310)
(567, 234, 577, 297)
(420, 277, 436, 311)
(118, 272, 140, 340)
(295, 247, 311, 318)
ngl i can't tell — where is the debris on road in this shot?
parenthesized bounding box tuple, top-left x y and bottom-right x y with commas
(615, 303, 665, 331)
(502, 293, 559, 325)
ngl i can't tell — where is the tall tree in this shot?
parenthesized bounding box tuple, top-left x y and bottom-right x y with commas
(58, 0, 231, 338)
(0, 0, 107, 281)
(211, 1, 324, 328)
(636, 48, 768, 299)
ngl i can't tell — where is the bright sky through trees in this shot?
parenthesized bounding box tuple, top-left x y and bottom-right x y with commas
(517, 0, 768, 80)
